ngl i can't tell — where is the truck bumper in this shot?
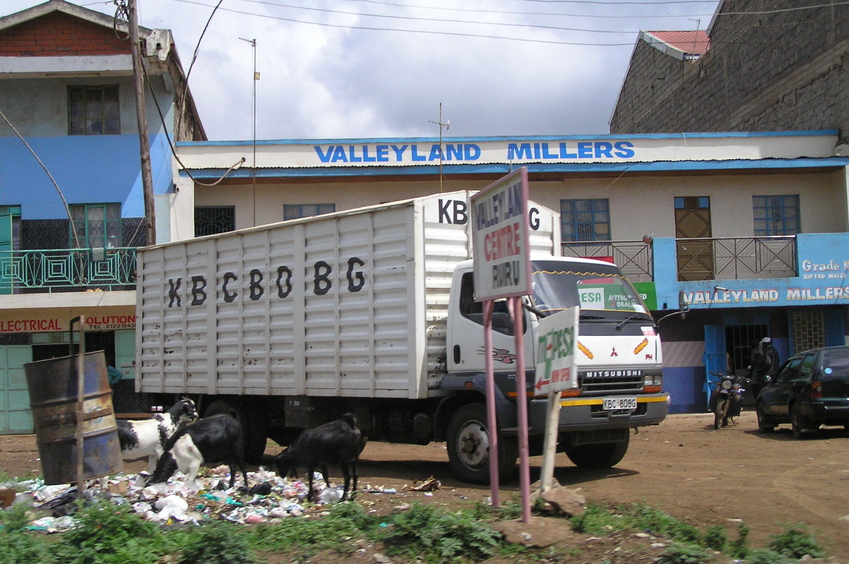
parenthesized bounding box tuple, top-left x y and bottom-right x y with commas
(527, 393, 669, 434)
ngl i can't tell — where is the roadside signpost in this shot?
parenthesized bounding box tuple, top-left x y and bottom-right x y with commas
(470, 167, 532, 522)
(534, 307, 579, 492)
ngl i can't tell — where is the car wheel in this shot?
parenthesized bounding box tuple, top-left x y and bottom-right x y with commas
(756, 402, 774, 433)
(791, 404, 813, 440)
(446, 403, 518, 484)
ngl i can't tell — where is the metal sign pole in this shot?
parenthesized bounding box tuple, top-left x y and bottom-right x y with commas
(510, 296, 531, 522)
(482, 299, 500, 506)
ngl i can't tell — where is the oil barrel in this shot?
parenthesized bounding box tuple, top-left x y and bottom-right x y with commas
(24, 352, 123, 485)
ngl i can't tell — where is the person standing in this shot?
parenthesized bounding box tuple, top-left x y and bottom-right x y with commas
(749, 337, 779, 396)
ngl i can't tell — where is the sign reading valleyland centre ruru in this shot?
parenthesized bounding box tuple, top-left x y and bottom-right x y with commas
(471, 167, 532, 301)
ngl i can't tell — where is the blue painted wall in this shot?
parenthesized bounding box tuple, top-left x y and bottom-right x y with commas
(0, 132, 173, 220)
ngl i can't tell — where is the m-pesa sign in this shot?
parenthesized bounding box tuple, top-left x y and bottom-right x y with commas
(470, 167, 532, 300)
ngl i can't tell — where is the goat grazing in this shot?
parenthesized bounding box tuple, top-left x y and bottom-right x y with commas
(148, 414, 248, 490)
(117, 397, 198, 471)
(275, 412, 365, 501)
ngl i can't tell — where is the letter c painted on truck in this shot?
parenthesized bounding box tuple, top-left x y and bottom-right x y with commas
(190, 275, 207, 306)
(528, 206, 540, 231)
(347, 257, 365, 292)
(222, 272, 238, 303)
(249, 269, 264, 301)
(276, 266, 293, 298)
(314, 261, 332, 295)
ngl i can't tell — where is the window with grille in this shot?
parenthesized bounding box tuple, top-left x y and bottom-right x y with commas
(69, 204, 122, 249)
(284, 204, 335, 220)
(195, 206, 236, 236)
(68, 86, 120, 135)
(753, 195, 800, 235)
(560, 199, 610, 242)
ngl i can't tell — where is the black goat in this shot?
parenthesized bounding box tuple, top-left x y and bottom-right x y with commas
(275, 413, 365, 501)
(148, 414, 248, 489)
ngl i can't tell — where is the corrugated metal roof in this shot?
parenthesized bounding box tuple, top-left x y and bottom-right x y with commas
(643, 30, 710, 58)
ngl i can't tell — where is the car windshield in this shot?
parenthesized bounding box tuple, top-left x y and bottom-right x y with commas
(820, 348, 849, 380)
(530, 259, 648, 315)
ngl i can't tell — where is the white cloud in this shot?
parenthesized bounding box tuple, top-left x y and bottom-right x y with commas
(1, 0, 721, 140)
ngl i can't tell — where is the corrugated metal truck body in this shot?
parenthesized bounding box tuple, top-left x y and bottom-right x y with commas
(137, 192, 484, 401)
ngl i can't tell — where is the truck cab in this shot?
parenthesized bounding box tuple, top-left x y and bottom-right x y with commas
(441, 256, 668, 482)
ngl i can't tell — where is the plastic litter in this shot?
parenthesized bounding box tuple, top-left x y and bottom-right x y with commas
(3, 464, 428, 529)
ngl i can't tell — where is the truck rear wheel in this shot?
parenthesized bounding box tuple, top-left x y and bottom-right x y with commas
(564, 433, 629, 469)
(204, 400, 267, 463)
(446, 403, 517, 484)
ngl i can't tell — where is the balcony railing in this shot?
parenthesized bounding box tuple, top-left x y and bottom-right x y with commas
(561, 240, 653, 283)
(0, 248, 137, 293)
(676, 236, 796, 281)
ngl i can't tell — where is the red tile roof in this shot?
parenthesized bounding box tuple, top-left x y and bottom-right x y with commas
(644, 31, 710, 57)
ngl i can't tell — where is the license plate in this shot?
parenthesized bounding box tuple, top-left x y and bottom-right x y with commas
(603, 397, 637, 411)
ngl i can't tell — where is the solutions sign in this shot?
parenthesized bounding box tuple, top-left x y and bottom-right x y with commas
(470, 167, 532, 300)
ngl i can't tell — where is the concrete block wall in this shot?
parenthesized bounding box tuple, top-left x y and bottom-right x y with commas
(610, 0, 849, 143)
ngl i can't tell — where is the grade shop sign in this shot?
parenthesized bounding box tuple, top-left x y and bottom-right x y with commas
(166, 257, 367, 308)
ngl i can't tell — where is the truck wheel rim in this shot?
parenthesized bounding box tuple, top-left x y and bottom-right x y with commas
(457, 421, 489, 468)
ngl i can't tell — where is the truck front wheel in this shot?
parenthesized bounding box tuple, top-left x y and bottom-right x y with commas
(446, 403, 517, 484)
(564, 434, 629, 469)
(204, 400, 268, 463)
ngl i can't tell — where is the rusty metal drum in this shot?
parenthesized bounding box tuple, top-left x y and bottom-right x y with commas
(24, 352, 123, 485)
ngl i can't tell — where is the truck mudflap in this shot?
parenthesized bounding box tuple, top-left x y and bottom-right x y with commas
(527, 392, 669, 433)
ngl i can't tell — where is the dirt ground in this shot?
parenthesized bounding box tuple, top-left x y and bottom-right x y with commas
(2, 411, 849, 562)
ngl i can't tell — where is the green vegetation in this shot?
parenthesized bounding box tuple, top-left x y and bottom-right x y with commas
(0, 494, 830, 563)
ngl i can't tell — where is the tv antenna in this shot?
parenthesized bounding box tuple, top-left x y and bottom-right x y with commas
(429, 103, 449, 193)
(239, 37, 258, 225)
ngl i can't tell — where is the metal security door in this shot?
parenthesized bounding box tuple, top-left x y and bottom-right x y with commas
(114, 329, 136, 380)
(0, 345, 34, 433)
(676, 196, 713, 281)
(703, 325, 726, 410)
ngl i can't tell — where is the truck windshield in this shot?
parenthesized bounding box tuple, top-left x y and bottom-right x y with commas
(530, 260, 647, 315)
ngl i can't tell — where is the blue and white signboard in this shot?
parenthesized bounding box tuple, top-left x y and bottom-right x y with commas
(470, 167, 532, 301)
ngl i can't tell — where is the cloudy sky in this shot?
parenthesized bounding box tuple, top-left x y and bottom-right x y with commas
(2, 0, 720, 141)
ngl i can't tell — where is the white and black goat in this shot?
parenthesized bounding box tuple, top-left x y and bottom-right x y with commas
(148, 414, 249, 490)
(117, 397, 198, 471)
(275, 412, 365, 501)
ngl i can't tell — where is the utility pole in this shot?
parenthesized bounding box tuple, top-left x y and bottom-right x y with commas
(128, 0, 156, 245)
(239, 37, 258, 226)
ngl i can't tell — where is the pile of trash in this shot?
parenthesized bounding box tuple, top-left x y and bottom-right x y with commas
(0, 466, 432, 530)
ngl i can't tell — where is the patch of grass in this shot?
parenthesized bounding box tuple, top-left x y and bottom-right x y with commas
(53, 499, 168, 564)
(178, 520, 257, 564)
(657, 541, 713, 564)
(379, 502, 502, 563)
(767, 524, 824, 559)
(249, 502, 373, 559)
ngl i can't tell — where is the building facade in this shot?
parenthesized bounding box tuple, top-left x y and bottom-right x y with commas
(610, 0, 849, 144)
(173, 130, 849, 414)
(0, 0, 203, 431)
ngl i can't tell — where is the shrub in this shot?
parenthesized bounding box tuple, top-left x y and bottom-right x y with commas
(179, 520, 257, 564)
(767, 524, 824, 559)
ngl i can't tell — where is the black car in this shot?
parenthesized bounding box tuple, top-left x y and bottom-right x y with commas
(756, 345, 849, 438)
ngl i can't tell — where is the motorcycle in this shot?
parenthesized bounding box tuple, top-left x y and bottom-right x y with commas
(708, 372, 751, 429)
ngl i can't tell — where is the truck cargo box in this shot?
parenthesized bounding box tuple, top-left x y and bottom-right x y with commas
(136, 191, 558, 401)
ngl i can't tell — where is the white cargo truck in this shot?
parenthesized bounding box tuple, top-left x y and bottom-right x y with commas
(135, 191, 667, 483)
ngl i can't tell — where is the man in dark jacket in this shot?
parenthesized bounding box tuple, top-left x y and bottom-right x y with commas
(749, 337, 780, 396)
